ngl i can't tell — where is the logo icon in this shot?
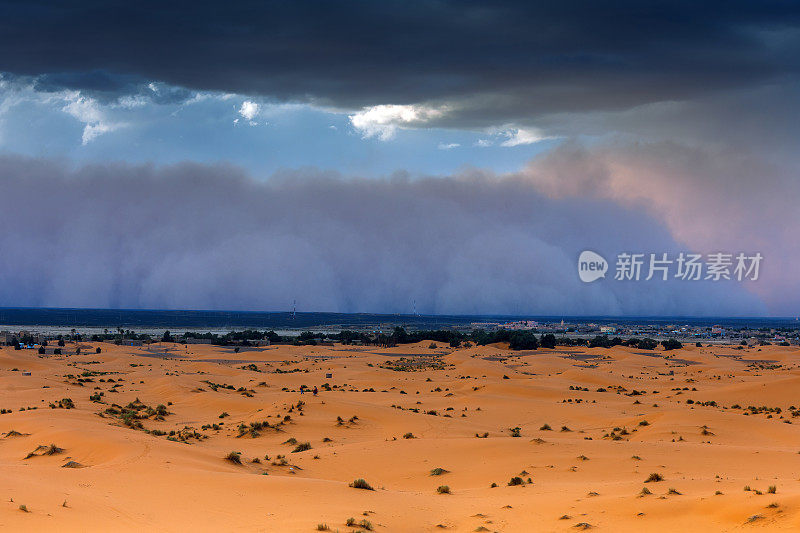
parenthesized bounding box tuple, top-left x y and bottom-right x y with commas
(578, 250, 608, 283)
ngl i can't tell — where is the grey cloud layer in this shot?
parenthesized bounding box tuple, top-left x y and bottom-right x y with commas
(0, 156, 763, 315)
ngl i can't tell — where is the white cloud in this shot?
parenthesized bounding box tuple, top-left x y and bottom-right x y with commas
(437, 142, 460, 150)
(61, 91, 124, 145)
(499, 126, 549, 147)
(349, 104, 446, 140)
(238, 100, 260, 123)
(81, 122, 121, 144)
(117, 94, 148, 109)
(474, 139, 492, 147)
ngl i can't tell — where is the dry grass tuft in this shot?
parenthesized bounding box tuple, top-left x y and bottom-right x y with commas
(349, 478, 374, 491)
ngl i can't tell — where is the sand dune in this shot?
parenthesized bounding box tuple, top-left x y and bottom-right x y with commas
(2, 340, 800, 531)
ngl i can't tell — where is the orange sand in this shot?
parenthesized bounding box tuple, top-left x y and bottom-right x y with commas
(2, 340, 800, 531)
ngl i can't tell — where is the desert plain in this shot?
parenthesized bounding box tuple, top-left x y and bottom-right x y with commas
(2, 339, 800, 531)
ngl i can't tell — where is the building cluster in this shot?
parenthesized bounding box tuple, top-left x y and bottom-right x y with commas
(461, 321, 800, 346)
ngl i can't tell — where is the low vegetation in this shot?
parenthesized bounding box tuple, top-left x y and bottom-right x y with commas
(349, 478, 374, 491)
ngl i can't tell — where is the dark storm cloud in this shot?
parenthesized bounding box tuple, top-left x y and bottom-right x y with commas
(0, 1, 798, 122)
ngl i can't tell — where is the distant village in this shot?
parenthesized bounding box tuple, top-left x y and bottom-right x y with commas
(468, 320, 799, 346)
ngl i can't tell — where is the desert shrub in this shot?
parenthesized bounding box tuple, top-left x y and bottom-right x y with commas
(225, 451, 242, 465)
(437, 485, 451, 494)
(292, 442, 312, 453)
(645, 473, 664, 483)
(44, 444, 64, 455)
(349, 478, 374, 490)
(58, 398, 75, 409)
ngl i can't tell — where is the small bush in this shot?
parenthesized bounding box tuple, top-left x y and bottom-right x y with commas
(644, 473, 663, 483)
(540, 423, 552, 431)
(437, 485, 451, 494)
(430, 467, 449, 476)
(44, 444, 64, 455)
(768, 485, 777, 494)
(508, 476, 524, 486)
(58, 398, 75, 409)
(225, 451, 242, 465)
(292, 442, 312, 453)
(349, 478, 374, 490)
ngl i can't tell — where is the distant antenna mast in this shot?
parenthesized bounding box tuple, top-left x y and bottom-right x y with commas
(413, 300, 417, 316)
(291, 299, 296, 319)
